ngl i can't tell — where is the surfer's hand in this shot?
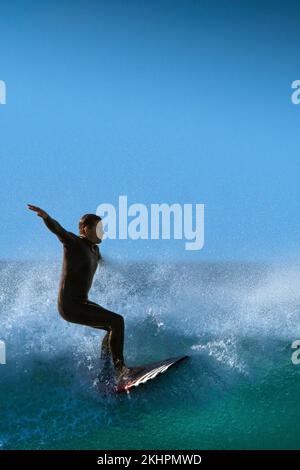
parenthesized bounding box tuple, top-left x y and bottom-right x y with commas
(27, 204, 48, 219)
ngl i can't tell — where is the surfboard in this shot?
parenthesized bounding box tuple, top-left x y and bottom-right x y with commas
(115, 355, 189, 394)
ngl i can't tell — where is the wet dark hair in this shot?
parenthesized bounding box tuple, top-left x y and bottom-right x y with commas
(79, 214, 102, 234)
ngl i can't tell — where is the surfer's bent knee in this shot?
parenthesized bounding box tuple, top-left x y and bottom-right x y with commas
(111, 313, 124, 329)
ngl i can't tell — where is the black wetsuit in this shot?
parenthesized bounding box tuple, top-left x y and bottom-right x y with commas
(43, 215, 125, 369)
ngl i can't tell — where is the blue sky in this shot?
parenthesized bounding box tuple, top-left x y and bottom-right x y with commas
(0, 0, 300, 261)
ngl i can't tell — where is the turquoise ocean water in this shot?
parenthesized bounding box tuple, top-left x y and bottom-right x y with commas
(0, 261, 300, 449)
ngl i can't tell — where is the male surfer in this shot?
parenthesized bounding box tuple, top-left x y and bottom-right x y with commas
(27, 204, 130, 380)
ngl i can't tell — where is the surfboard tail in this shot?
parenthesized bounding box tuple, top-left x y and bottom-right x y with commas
(115, 355, 189, 394)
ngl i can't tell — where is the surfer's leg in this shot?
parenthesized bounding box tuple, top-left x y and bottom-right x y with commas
(63, 300, 126, 371)
(100, 330, 111, 361)
(94, 311, 125, 371)
(86, 300, 124, 368)
(109, 313, 125, 371)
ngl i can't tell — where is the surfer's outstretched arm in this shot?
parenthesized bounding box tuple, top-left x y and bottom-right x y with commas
(43, 215, 74, 244)
(27, 204, 73, 244)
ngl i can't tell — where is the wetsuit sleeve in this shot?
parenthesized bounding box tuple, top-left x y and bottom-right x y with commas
(43, 215, 74, 244)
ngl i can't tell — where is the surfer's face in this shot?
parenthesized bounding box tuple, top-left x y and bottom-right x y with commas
(83, 220, 103, 244)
